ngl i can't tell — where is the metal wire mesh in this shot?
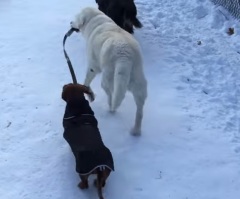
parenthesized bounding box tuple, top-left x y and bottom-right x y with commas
(210, 0, 240, 19)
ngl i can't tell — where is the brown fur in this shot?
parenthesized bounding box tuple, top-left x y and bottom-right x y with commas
(78, 167, 111, 199)
(62, 83, 95, 102)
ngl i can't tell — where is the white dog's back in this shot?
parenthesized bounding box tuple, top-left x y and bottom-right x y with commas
(71, 7, 147, 135)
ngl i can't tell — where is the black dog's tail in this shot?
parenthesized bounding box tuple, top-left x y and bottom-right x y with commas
(132, 16, 142, 28)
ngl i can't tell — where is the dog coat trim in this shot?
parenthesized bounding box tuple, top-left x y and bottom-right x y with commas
(63, 114, 114, 175)
(63, 116, 76, 120)
(79, 165, 113, 176)
(64, 114, 94, 120)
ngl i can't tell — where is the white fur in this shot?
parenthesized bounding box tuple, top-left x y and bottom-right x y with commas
(71, 7, 147, 135)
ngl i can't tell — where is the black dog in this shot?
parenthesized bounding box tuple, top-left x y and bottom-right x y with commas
(62, 83, 114, 199)
(95, 0, 142, 34)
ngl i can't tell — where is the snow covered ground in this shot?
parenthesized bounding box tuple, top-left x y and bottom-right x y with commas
(1, 0, 240, 198)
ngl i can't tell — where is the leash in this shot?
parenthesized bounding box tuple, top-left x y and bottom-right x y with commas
(62, 28, 95, 102)
(63, 28, 78, 84)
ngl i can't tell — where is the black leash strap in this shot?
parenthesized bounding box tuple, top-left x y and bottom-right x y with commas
(63, 28, 77, 84)
(62, 28, 95, 102)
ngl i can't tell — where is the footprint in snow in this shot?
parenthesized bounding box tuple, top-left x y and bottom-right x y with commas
(195, 5, 209, 19)
(234, 146, 240, 153)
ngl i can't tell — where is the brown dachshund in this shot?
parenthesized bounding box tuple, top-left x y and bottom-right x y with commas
(62, 83, 114, 199)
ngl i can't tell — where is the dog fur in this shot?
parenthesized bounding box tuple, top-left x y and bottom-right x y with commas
(95, 0, 142, 34)
(62, 83, 114, 199)
(71, 7, 147, 135)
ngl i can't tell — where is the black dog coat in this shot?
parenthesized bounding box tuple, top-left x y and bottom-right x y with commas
(63, 107, 114, 175)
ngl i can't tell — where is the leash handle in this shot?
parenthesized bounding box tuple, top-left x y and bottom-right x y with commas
(63, 28, 77, 84)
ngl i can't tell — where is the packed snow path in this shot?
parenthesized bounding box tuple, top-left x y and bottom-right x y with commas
(0, 0, 240, 199)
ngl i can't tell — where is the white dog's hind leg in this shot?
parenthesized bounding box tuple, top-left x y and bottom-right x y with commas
(101, 69, 114, 110)
(110, 62, 131, 113)
(130, 83, 147, 136)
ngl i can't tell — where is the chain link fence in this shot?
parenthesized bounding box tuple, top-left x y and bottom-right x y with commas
(211, 0, 240, 19)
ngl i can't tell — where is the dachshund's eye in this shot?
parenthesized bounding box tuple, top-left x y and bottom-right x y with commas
(90, 68, 94, 72)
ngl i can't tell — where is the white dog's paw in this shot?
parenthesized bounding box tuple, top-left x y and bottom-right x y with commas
(109, 109, 116, 114)
(86, 86, 95, 102)
(130, 127, 141, 136)
(109, 104, 117, 114)
(89, 92, 95, 102)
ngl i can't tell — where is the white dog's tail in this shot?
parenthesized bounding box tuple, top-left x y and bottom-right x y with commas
(110, 60, 132, 112)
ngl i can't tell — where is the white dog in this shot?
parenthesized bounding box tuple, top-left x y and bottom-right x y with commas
(71, 7, 147, 135)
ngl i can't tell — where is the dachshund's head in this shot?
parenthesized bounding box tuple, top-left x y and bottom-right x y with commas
(62, 83, 94, 103)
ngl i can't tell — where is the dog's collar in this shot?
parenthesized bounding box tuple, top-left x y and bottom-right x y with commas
(63, 114, 93, 120)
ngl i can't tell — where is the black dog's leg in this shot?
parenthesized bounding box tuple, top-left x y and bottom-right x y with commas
(78, 174, 89, 189)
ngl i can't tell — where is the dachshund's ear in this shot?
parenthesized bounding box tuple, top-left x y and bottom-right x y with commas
(62, 83, 73, 102)
(62, 88, 68, 102)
